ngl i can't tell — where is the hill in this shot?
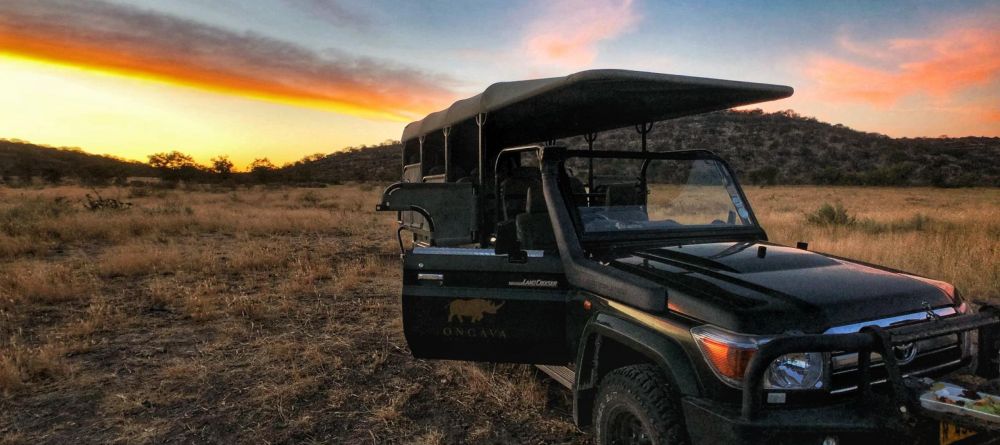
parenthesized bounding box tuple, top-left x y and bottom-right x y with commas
(565, 109, 999, 187)
(3, 110, 998, 187)
(0, 139, 155, 184)
(280, 141, 401, 184)
(284, 110, 999, 187)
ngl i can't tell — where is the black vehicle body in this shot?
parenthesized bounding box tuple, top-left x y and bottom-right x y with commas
(377, 70, 1000, 444)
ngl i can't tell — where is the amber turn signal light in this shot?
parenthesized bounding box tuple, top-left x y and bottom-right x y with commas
(690, 325, 766, 386)
(697, 336, 756, 381)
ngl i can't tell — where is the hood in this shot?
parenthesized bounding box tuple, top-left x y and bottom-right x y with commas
(605, 241, 954, 334)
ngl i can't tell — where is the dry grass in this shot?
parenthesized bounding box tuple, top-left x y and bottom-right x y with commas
(0, 343, 73, 395)
(1, 261, 94, 305)
(1, 184, 576, 444)
(95, 243, 187, 277)
(745, 186, 999, 300)
(62, 302, 125, 338)
(0, 183, 995, 444)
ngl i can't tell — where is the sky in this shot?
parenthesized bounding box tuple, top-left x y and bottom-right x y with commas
(0, 0, 998, 168)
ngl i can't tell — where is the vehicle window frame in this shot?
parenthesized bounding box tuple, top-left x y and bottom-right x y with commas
(559, 149, 765, 243)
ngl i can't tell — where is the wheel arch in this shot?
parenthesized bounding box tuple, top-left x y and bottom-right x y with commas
(573, 312, 702, 427)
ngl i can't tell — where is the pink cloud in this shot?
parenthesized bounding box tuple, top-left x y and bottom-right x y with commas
(805, 25, 1000, 107)
(522, 0, 640, 68)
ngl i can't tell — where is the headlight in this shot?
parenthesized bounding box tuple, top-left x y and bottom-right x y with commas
(692, 325, 827, 390)
(765, 352, 825, 389)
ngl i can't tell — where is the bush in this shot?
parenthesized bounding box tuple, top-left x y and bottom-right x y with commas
(300, 191, 321, 206)
(127, 186, 151, 198)
(806, 202, 855, 226)
(0, 198, 74, 236)
(83, 193, 132, 211)
(855, 214, 936, 234)
(747, 166, 780, 185)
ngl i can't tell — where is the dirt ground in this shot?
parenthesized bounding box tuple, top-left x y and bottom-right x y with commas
(0, 185, 585, 444)
(1, 184, 996, 444)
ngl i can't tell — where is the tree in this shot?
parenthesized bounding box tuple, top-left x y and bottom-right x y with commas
(148, 151, 200, 183)
(748, 166, 780, 186)
(80, 163, 117, 185)
(148, 151, 197, 170)
(300, 153, 326, 164)
(211, 155, 234, 179)
(248, 158, 277, 183)
(13, 155, 36, 184)
(41, 168, 63, 184)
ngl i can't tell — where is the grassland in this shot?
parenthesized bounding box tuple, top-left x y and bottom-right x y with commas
(0, 184, 997, 444)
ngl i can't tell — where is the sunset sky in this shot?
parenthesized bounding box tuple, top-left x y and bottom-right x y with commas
(1, 0, 998, 168)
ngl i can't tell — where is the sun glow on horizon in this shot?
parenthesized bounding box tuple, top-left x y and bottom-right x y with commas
(0, 56, 403, 169)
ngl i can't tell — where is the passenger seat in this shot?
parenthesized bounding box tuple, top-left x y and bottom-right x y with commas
(568, 176, 588, 206)
(604, 183, 648, 222)
(500, 167, 540, 220)
(516, 187, 556, 251)
(605, 183, 643, 207)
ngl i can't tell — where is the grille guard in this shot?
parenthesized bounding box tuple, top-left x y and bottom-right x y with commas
(741, 309, 1000, 423)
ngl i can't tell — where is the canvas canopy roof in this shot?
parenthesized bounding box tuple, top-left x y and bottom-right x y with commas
(401, 69, 793, 145)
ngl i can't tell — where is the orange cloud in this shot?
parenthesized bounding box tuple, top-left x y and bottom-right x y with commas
(987, 109, 1000, 123)
(0, 0, 456, 121)
(805, 26, 1000, 107)
(523, 0, 640, 68)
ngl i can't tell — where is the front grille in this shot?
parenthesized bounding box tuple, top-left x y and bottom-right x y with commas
(827, 312, 967, 395)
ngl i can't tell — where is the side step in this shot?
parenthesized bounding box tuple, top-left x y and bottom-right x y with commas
(536, 364, 575, 389)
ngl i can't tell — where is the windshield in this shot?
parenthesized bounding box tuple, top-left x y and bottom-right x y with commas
(564, 155, 754, 235)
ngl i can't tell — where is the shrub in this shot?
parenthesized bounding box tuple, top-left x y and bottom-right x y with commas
(127, 186, 151, 198)
(748, 166, 780, 185)
(300, 191, 321, 206)
(0, 198, 74, 236)
(806, 202, 855, 226)
(855, 213, 936, 234)
(83, 192, 132, 211)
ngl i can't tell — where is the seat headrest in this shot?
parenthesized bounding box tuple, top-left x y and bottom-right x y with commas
(606, 183, 642, 207)
(525, 186, 547, 214)
(510, 166, 540, 179)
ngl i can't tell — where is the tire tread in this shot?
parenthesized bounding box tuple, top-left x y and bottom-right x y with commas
(594, 364, 689, 445)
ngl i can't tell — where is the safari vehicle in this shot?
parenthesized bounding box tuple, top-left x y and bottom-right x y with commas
(376, 70, 1000, 444)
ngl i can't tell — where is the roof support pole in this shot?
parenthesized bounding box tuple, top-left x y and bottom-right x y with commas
(634, 123, 653, 206)
(635, 122, 654, 152)
(584, 132, 598, 203)
(475, 113, 488, 247)
(418, 135, 426, 177)
(442, 127, 451, 181)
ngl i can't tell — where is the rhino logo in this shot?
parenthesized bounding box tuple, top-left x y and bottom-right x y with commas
(447, 299, 505, 323)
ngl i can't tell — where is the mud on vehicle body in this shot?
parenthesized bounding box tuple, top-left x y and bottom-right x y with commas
(376, 70, 1000, 445)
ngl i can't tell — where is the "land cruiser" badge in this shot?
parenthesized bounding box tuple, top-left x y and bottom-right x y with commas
(507, 278, 558, 288)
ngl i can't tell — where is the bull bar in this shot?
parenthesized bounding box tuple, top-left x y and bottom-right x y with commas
(741, 309, 1000, 432)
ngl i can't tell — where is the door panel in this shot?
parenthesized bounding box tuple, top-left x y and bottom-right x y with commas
(377, 182, 477, 246)
(401, 247, 570, 364)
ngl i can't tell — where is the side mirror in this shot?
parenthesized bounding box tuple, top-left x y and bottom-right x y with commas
(494, 221, 527, 263)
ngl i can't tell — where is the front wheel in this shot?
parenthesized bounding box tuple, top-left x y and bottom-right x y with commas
(593, 364, 689, 445)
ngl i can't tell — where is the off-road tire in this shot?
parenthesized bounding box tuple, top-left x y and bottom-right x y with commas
(593, 364, 689, 445)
